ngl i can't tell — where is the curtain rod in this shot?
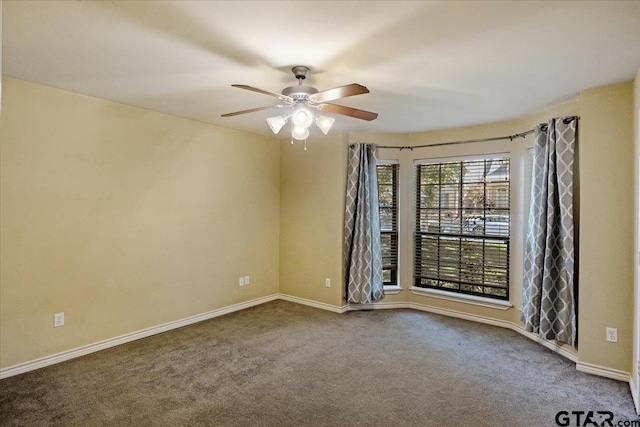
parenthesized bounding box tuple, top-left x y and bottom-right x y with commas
(377, 130, 534, 150)
(376, 116, 578, 151)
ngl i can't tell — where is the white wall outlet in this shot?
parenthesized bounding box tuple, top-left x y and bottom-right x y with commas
(325, 278, 331, 288)
(606, 327, 618, 343)
(54, 313, 64, 328)
(244, 275, 250, 285)
(239, 276, 245, 286)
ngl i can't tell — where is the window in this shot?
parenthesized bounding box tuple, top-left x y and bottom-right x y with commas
(377, 163, 399, 286)
(414, 156, 510, 300)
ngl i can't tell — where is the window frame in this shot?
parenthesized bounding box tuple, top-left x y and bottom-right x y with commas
(413, 153, 511, 301)
(377, 160, 400, 287)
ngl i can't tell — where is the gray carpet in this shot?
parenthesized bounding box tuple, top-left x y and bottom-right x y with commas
(0, 300, 637, 426)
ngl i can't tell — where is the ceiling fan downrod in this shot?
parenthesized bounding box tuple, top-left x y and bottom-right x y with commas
(281, 67, 318, 101)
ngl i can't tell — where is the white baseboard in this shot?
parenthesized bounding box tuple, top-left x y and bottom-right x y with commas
(408, 301, 577, 363)
(307, 296, 630, 384)
(2, 292, 631, 388)
(0, 294, 279, 379)
(291, 296, 632, 386)
(338, 298, 513, 330)
(347, 301, 409, 311)
(277, 293, 347, 313)
(630, 375, 640, 415)
(576, 361, 631, 383)
(407, 301, 513, 329)
(510, 323, 578, 363)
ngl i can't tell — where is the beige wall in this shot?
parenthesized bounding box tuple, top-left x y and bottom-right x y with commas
(279, 133, 346, 307)
(2, 75, 635, 378)
(578, 82, 634, 372)
(0, 77, 281, 368)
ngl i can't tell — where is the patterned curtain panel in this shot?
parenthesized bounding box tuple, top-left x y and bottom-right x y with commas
(522, 117, 578, 347)
(344, 143, 384, 304)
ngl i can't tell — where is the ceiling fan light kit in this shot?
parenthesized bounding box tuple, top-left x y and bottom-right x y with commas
(291, 124, 310, 141)
(292, 105, 314, 128)
(266, 115, 287, 134)
(222, 66, 378, 148)
(315, 115, 335, 135)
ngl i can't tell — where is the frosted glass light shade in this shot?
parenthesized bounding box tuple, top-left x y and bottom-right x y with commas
(292, 125, 310, 140)
(315, 116, 335, 135)
(292, 107, 313, 128)
(267, 115, 287, 134)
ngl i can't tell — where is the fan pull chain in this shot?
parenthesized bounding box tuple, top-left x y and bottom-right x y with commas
(304, 139, 307, 151)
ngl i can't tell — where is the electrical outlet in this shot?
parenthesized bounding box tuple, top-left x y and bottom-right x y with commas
(54, 313, 64, 328)
(239, 277, 245, 286)
(244, 275, 250, 285)
(606, 327, 618, 343)
(325, 278, 331, 288)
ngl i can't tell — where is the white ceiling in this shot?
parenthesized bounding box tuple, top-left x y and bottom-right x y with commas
(3, 1, 640, 138)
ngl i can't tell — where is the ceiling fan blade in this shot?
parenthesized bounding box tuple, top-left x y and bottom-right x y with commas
(232, 84, 289, 100)
(320, 103, 378, 121)
(309, 83, 369, 103)
(221, 105, 280, 117)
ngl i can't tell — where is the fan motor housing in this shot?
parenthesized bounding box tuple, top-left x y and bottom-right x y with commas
(282, 85, 319, 101)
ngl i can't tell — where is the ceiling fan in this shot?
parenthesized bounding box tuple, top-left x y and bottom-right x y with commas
(221, 66, 378, 141)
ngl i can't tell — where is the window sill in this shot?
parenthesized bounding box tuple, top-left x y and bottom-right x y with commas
(408, 286, 513, 311)
(383, 285, 403, 295)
